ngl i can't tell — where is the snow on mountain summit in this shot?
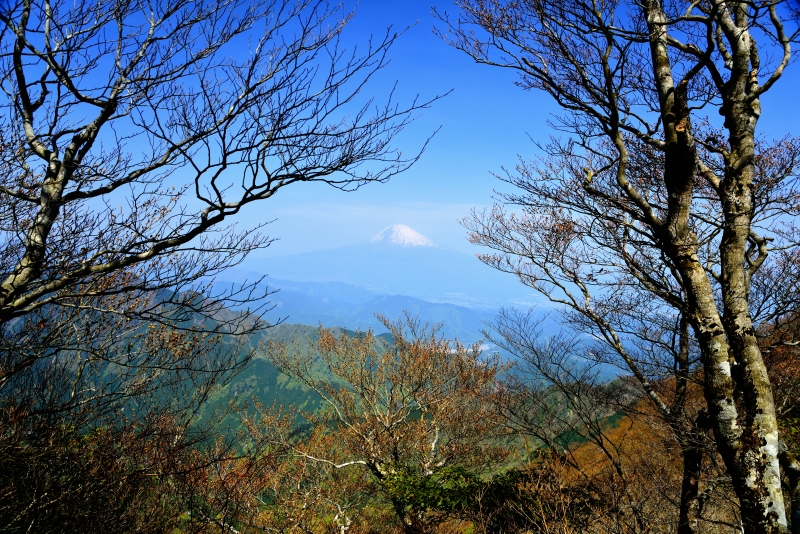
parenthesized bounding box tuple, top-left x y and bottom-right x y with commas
(369, 224, 434, 247)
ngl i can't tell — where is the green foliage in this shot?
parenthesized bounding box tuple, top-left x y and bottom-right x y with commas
(379, 464, 539, 531)
(377, 461, 603, 533)
(383, 465, 483, 516)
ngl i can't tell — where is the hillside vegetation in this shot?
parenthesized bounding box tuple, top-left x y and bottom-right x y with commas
(2, 0, 800, 532)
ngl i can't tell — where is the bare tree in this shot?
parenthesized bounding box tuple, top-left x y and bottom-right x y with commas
(436, 0, 799, 531)
(0, 0, 434, 528)
(266, 316, 508, 533)
(489, 310, 743, 532)
(232, 402, 396, 533)
(0, 0, 433, 345)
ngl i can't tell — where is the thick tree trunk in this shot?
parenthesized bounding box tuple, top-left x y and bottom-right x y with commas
(717, 87, 787, 532)
(641, 0, 789, 528)
(677, 226, 787, 533)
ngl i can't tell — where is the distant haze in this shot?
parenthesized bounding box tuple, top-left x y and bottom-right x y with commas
(240, 224, 541, 309)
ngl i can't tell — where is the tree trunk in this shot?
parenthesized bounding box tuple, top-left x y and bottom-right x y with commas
(716, 87, 787, 532)
(678, 442, 702, 534)
(643, 0, 789, 527)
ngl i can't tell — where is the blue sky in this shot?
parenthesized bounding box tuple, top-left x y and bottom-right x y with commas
(238, 1, 800, 258)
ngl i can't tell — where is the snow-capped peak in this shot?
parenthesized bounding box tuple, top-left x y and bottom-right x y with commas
(369, 224, 434, 247)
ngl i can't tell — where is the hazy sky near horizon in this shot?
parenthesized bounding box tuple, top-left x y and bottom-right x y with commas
(238, 1, 800, 258)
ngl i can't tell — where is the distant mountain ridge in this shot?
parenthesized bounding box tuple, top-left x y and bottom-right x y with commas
(212, 272, 498, 343)
(241, 224, 541, 309)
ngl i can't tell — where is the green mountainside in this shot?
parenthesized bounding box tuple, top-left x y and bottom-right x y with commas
(198, 324, 324, 430)
(199, 322, 394, 430)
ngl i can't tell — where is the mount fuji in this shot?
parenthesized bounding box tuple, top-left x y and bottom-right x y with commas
(368, 224, 435, 247)
(238, 224, 538, 309)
